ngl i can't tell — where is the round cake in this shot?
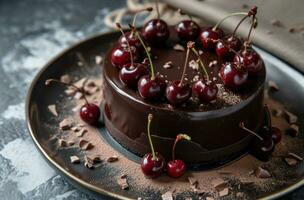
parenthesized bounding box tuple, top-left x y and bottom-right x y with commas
(102, 24, 266, 165)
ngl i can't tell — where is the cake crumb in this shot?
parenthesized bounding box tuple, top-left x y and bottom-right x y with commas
(189, 60, 199, 70)
(117, 175, 129, 190)
(59, 118, 73, 130)
(268, 80, 279, 91)
(286, 124, 299, 136)
(84, 156, 94, 169)
(107, 155, 119, 162)
(163, 61, 173, 69)
(271, 19, 284, 27)
(284, 157, 298, 166)
(58, 139, 67, 147)
(48, 105, 58, 116)
(95, 55, 103, 64)
(284, 110, 298, 124)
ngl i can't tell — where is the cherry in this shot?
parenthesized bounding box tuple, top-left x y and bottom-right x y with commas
(167, 160, 186, 178)
(200, 27, 224, 50)
(80, 103, 101, 125)
(110, 45, 139, 69)
(234, 48, 262, 76)
(141, 19, 169, 44)
(141, 114, 165, 178)
(165, 42, 192, 105)
(118, 7, 153, 49)
(134, 25, 166, 100)
(116, 23, 149, 88)
(239, 122, 274, 161)
(141, 0, 169, 44)
(138, 75, 166, 100)
(192, 80, 218, 103)
(219, 62, 248, 88)
(176, 20, 200, 41)
(119, 63, 149, 88)
(166, 134, 191, 178)
(166, 80, 191, 105)
(45, 79, 100, 125)
(216, 36, 242, 61)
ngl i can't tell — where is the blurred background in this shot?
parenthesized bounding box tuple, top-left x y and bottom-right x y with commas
(0, 0, 303, 199)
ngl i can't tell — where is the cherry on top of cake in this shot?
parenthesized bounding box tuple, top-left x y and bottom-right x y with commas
(106, 5, 265, 111)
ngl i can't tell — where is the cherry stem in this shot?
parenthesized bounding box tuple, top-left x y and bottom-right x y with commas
(132, 24, 155, 80)
(178, 9, 193, 21)
(232, 15, 248, 38)
(147, 114, 157, 160)
(189, 42, 210, 81)
(213, 12, 247, 31)
(172, 134, 191, 161)
(155, 0, 160, 19)
(179, 45, 190, 86)
(239, 122, 263, 141)
(264, 104, 272, 127)
(245, 16, 257, 51)
(45, 79, 89, 104)
(217, 39, 244, 70)
(132, 7, 153, 27)
(116, 23, 134, 67)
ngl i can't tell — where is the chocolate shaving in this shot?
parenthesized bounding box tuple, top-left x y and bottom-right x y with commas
(289, 28, 296, 33)
(48, 105, 58, 116)
(74, 78, 87, 89)
(82, 142, 94, 150)
(189, 60, 199, 71)
(242, 4, 249, 9)
(60, 74, 71, 84)
(107, 155, 119, 162)
(161, 191, 174, 200)
(254, 167, 271, 178)
(284, 157, 298, 166)
(117, 176, 129, 190)
(268, 80, 279, 91)
(76, 129, 87, 137)
(84, 156, 94, 169)
(284, 110, 298, 124)
(74, 92, 83, 100)
(211, 178, 227, 191)
(219, 187, 229, 197)
(188, 177, 198, 186)
(192, 75, 199, 82)
(78, 139, 89, 148)
(58, 139, 67, 147)
(65, 88, 76, 96)
(206, 197, 214, 200)
(173, 44, 185, 51)
(163, 61, 173, 69)
(273, 108, 283, 117)
(70, 155, 80, 164)
(67, 141, 75, 146)
(71, 126, 80, 132)
(286, 124, 299, 137)
(59, 118, 72, 130)
(198, 50, 203, 55)
(209, 60, 218, 68)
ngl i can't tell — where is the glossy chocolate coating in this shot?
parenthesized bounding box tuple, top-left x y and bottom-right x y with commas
(102, 27, 266, 164)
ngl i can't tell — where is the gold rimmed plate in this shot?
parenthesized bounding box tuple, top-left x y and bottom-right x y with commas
(26, 30, 304, 200)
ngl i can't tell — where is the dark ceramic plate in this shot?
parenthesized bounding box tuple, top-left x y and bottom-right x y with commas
(26, 31, 304, 200)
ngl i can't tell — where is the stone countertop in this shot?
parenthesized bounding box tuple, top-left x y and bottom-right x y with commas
(0, 0, 302, 199)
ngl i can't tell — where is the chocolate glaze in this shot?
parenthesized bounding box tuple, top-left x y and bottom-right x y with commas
(102, 27, 266, 164)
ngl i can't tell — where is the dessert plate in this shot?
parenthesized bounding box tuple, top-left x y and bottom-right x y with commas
(26, 30, 304, 200)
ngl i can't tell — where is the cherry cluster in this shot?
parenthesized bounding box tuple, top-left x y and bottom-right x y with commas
(111, 4, 263, 107)
(141, 114, 191, 178)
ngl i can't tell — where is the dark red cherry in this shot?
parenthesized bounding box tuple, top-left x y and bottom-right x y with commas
(80, 103, 101, 125)
(167, 159, 186, 178)
(138, 75, 166, 100)
(251, 137, 274, 162)
(234, 48, 263, 76)
(141, 152, 165, 178)
(271, 126, 282, 144)
(119, 63, 149, 88)
(176, 20, 200, 41)
(219, 62, 248, 88)
(165, 80, 191, 105)
(200, 27, 224, 51)
(192, 79, 218, 103)
(216, 36, 242, 61)
(118, 31, 142, 49)
(111, 45, 139, 69)
(141, 19, 169, 44)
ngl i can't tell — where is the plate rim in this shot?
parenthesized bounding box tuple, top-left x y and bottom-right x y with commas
(25, 30, 304, 200)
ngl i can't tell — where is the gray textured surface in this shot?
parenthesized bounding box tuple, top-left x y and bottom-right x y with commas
(0, 0, 302, 199)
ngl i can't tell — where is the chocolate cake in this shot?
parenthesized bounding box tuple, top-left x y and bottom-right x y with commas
(101, 6, 277, 170)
